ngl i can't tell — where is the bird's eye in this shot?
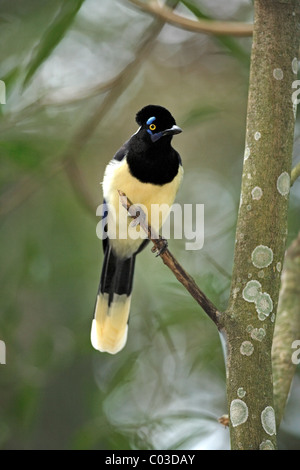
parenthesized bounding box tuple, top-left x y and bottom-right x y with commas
(149, 123, 156, 131)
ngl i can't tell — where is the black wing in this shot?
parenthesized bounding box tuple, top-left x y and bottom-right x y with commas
(113, 139, 130, 161)
(99, 140, 130, 252)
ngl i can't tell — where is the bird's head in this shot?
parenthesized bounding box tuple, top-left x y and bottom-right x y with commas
(135, 105, 182, 143)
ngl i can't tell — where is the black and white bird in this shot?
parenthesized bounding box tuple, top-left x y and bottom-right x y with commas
(91, 105, 183, 354)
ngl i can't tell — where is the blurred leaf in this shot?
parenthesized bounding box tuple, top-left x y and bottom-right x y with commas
(180, 0, 209, 19)
(179, 0, 250, 65)
(14, 383, 41, 432)
(23, 0, 85, 87)
(215, 35, 250, 66)
(102, 351, 140, 394)
(181, 105, 219, 127)
(1, 66, 20, 99)
(1, 140, 41, 169)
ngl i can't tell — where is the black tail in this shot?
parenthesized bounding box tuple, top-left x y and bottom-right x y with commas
(91, 245, 136, 354)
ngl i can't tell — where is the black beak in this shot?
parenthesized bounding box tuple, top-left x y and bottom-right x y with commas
(150, 124, 182, 142)
(161, 125, 182, 136)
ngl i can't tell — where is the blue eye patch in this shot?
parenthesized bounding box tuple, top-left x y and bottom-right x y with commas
(146, 116, 156, 125)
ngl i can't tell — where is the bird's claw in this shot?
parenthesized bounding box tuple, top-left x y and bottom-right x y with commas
(151, 236, 168, 257)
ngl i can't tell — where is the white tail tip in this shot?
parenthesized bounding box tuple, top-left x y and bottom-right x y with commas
(91, 293, 131, 354)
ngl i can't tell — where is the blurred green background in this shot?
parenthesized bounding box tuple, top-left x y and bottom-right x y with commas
(0, 0, 300, 450)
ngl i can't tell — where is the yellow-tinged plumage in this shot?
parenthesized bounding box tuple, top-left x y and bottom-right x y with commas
(103, 157, 184, 258)
(91, 293, 131, 354)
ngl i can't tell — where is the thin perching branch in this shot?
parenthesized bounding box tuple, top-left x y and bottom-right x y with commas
(128, 0, 253, 37)
(118, 190, 223, 329)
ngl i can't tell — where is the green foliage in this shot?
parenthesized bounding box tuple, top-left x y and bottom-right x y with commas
(0, 0, 299, 451)
(23, 0, 86, 87)
(181, 105, 219, 128)
(180, 0, 250, 65)
(1, 140, 41, 169)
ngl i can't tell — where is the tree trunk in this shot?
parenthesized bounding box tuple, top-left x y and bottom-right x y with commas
(224, 0, 300, 450)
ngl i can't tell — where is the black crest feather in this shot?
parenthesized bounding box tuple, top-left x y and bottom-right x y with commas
(135, 105, 176, 129)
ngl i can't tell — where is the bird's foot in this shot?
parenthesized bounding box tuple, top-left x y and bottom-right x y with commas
(151, 236, 168, 257)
